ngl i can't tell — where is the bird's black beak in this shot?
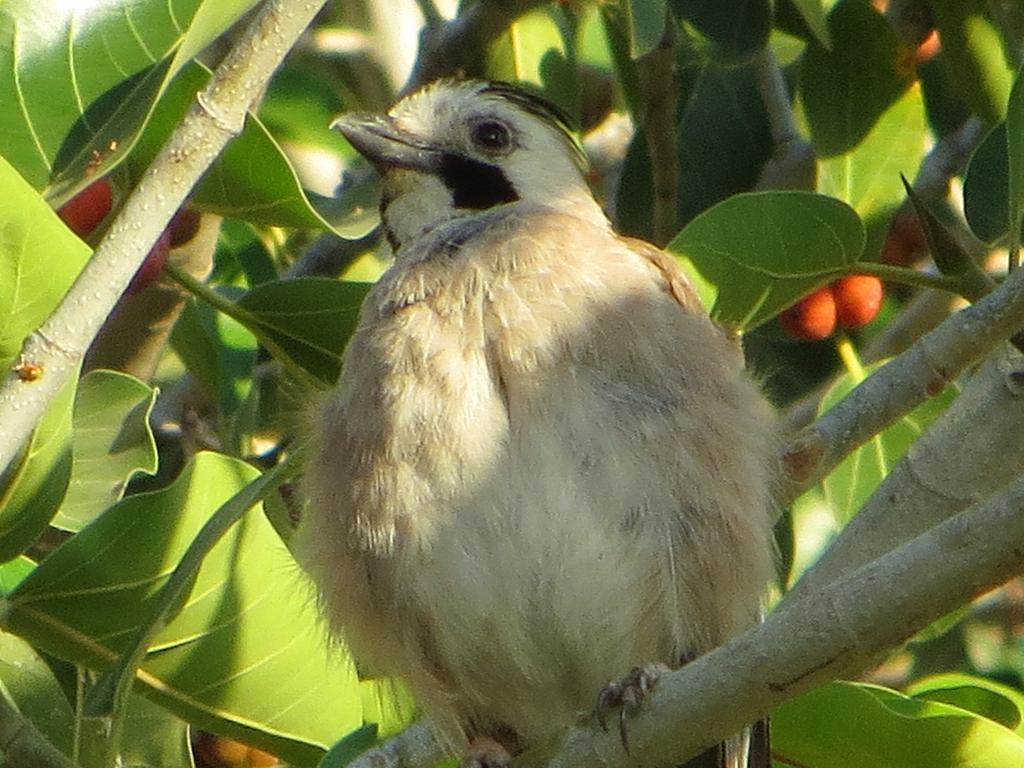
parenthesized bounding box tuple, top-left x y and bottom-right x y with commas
(331, 114, 440, 173)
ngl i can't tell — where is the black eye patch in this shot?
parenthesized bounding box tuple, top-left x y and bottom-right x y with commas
(440, 153, 519, 210)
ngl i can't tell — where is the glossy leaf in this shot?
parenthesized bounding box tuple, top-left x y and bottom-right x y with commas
(0, 156, 90, 370)
(666, 192, 865, 330)
(0, 373, 77, 562)
(4, 452, 362, 767)
(814, 85, 928, 221)
(671, 0, 773, 62)
(775, 682, 1024, 767)
(616, 48, 772, 238)
(52, 370, 158, 532)
(0, 0, 259, 195)
(820, 362, 958, 523)
(0, 630, 74, 756)
(801, 0, 915, 157)
(908, 673, 1024, 735)
(964, 122, 1011, 243)
(784, 0, 831, 48)
(126, 61, 345, 234)
(236, 278, 373, 387)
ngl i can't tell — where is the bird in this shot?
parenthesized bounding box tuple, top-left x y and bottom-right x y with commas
(294, 78, 777, 768)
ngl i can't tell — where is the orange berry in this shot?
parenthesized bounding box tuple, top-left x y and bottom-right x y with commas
(915, 29, 941, 64)
(57, 177, 113, 238)
(832, 275, 884, 329)
(780, 286, 837, 341)
(208, 736, 250, 767)
(882, 210, 927, 266)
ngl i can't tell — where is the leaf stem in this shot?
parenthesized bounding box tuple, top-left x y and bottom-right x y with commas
(835, 334, 865, 381)
(852, 262, 964, 295)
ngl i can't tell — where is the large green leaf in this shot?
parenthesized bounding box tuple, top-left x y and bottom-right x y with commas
(0, 157, 90, 370)
(819, 363, 958, 523)
(3, 452, 362, 767)
(907, 673, 1024, 736)
(236, 278, 372, 387)
(666, 191, 865, 329)
(800, 0, 915, 157)
(0, 0, 259, 196)
(1006, 64, 1024, 255)
(964, 122, 1012, 244)
(126, 61, 354, 235)
(616, 46, 772, 239)
(0, 372, 77, 562)
(814, 85, 928, 221)
(52, 370, 158, 532)
(783, 0, 831, 48)
(775, 682, 1024, 767)
(0, 629, 75, 757)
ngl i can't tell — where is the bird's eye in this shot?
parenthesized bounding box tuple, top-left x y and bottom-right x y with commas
(471, 120, 512, 153)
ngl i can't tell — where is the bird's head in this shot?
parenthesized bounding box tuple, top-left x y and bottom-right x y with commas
(333, 79, 602, 253)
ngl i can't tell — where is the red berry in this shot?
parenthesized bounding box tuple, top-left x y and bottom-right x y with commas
(169, 207, 201, 247)
(126, 229, 172, 295)
(780, 286, 837, 341)
(832, 275, 884, 329)
(916, 29, 941, 64)
(57, 178, 113, 238)
(882, 209, 927, 266)
(247, 747, 280, 767)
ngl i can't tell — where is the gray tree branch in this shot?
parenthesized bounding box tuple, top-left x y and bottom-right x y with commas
(0, 0, 330, 479)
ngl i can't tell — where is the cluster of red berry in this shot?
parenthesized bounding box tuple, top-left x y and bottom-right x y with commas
(779, 275, 884, 341)
(56, 178, 200, 294)
(193, 732, 279, 768)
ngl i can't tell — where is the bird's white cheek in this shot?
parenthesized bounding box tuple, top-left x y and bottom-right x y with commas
(382, 171, 455, 248)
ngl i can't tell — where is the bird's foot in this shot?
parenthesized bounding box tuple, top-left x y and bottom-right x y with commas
(460, 737, 512, 768)
(596, 662, 669, 753)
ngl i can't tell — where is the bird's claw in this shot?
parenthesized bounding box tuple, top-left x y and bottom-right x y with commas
(596, 663, 666, 754)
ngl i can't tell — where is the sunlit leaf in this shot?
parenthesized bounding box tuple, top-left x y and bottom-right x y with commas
(667, 191, 864, 329)
(775, 682, 1024, 767)
(4, 452, 362, 767)
(52, 370, 158, 532)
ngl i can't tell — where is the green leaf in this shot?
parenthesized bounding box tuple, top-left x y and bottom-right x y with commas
(800, 0, 915, 157)
(0, 556, 35, 595)
(0, 372, 77, 562)
(964, 122, 1012, 244)
(78, 689, 195, 768)
(4, 452, 362, 767)
(360, 678, 419, 740)
(775, 681, 1024, 767)
(819, 362, 957, 523)
(0, 629, 75, 756)
(236, 278, 372, 387)
(907, 673, 1024, 735)
(784, 0, 831, 48)
(628, 0, 669, 59)
(814, 84, 928, 221)
(616, 49, 772, 238)
(0, 0, 259, 194)
(317, 725, 379, 768)
(670, 0, 772, 62)
(127, 61, 348, 235)
(52, 370, 158, 532)
(666, 191, 865, 330)
(0, 156, 90, 370)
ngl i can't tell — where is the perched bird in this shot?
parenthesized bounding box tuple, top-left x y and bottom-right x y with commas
(295, 79, 777, 768)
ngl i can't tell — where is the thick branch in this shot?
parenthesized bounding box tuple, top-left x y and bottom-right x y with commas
(348, 721, 446, 768)
(0, 0, 329, 478)
(517, 474, 1024, 768)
